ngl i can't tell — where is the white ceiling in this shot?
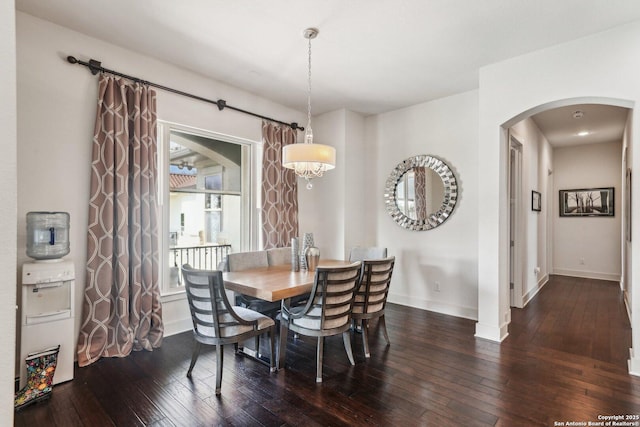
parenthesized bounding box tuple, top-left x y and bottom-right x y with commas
(15, 0, 639, 145)
(531, 104, 630, 147)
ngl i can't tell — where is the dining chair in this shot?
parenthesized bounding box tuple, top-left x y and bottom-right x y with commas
(228, 250, 268, 271)
(266, 247, 291, 266)
(266, 246, 308, 307)
(348, 247, 388, 333)
(181, 264, 276, 395)
(227, 251, 281, 318)
(351, 256, 395, 358)
(278, 261, 362, 383)
(349, 246, 388, 262)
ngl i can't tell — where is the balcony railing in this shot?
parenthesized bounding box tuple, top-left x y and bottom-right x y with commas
(169, 244, 231, 287)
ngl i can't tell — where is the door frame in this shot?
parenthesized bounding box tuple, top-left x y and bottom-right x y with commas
(509, 132, 525, 308)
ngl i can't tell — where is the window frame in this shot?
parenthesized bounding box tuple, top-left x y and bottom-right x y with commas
(157, 121, 259, 296)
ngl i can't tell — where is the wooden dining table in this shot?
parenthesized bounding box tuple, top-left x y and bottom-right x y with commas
(222, 259, 353, 302)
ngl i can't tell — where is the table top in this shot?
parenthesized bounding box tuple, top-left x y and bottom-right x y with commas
(223, 259, 353, 302)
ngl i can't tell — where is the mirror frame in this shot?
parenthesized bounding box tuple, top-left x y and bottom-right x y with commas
(384, 155, 458, 231)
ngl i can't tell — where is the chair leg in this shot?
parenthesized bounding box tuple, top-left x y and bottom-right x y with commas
(268, 327, 276, 373)
(361, 319, 371, 358)
(278, 322, 288, 370)
(186, 341, 202, 377)
(380, 315, 391, 345)
(342, 331, 355, 365)
(215, 344, 223, 396)
(316, 337, 324, 383)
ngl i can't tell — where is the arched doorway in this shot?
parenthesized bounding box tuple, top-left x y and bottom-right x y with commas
(476, 96, 633, 345)
(509, 101, 630, 311)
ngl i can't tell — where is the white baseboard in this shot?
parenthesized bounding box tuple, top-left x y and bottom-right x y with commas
(553, 268, 621, 282)
(388, 293, 477, 321)
(624, 291, 631, 323)
(474, 321, 509, 342)
(628, 348, 640, 377)
(163, 318, 191, 337)
(522, 274, 549, 307)
(160, 292, 192, 337)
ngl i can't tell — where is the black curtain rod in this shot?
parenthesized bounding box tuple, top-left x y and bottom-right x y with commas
(66, 56, 304, 131)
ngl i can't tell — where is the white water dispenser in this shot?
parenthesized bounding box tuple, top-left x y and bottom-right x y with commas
(20, 260, 75, 386)
(20, 211, 74, 387)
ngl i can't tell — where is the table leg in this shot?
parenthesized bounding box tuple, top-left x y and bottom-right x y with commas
(277, 297, 290, 370)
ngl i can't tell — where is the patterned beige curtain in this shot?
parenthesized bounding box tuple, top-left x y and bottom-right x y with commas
(77, 74, 163, 367)
(414, 167, 428, 222)
(261, 121, 299, 249)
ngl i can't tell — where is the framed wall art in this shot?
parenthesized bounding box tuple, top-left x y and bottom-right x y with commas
(559, 187, 614, 217)
(531, 191, 541, 212)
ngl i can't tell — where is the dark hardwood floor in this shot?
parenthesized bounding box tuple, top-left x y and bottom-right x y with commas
(14, 275, 640, 426)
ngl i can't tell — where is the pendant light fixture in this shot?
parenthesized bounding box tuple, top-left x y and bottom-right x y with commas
(282, 27, 336, 190)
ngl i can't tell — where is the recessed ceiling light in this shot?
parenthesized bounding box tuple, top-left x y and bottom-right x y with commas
(573, 110, 585, 119)
(577, 131, 590, 137)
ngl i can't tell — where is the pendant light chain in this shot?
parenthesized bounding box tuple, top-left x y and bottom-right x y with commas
(305, 32, 313, 144)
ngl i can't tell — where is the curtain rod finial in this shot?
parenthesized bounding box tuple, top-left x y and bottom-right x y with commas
(67, 56, 78, 64)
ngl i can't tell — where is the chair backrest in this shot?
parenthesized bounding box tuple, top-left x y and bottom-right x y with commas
(227, 250, 269, 272)
(217, 258, 229, 272)
(353, 257, 395, 315)
(349, 246, 388, 262)
(295, 262, 362, 332)
(181, 264, 255, 339)
(266, 247, 291, 266)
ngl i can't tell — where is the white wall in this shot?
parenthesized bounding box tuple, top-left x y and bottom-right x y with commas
(298, 108, 370, 261)
(553, 141, 622, 281)
(510, 118, 553, 306)
(16, 12, 306, 339)
(298, 109, 346, 259)
(368, 90, 479, 319)
(477, 19, 640, 373)
(540, 130, 554, 286)
(343, 110, 373, 254)
(1, 1, 17, 422)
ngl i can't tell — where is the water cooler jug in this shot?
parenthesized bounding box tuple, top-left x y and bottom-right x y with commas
(26, 212, 70, 260)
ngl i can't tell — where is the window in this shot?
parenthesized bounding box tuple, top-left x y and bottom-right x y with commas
(158, 122, 257, 295)
(396, 172, 416, 219)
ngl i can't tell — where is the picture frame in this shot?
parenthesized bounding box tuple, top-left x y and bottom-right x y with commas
(531, 190, 541, 212)
(559, 187, 614, 217)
